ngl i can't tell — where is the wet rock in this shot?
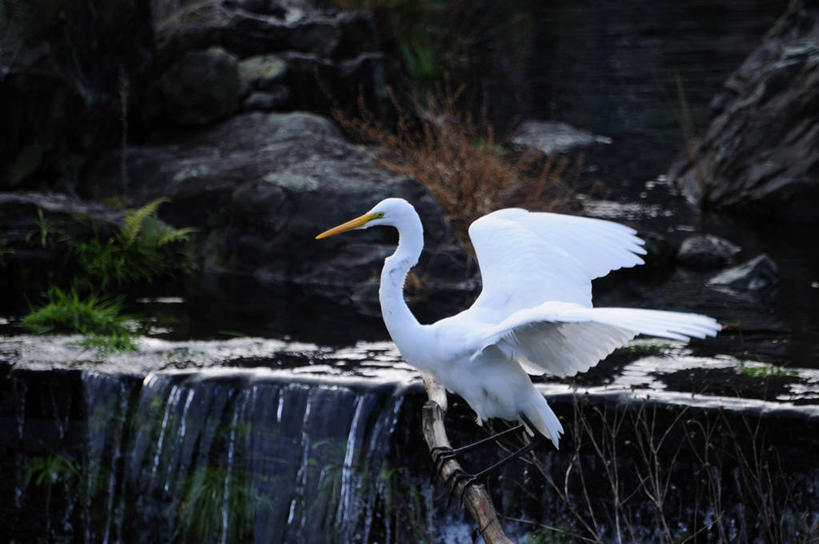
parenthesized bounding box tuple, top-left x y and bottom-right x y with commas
(84, 111, 471, 316)
(677, 234, 741, 269)
(669, 0, 819, 222)
(158, 47, 240, 126)
(708, 254, 779, 295)
(510, 121, 612, 155)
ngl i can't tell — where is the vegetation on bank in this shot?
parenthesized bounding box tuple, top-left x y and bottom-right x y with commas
(21, 198, 193, 353)
(334, 86, 581, 250)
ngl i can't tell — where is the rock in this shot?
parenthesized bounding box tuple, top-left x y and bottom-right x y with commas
(238, 54, 287, 96)
(154, 2, 376, 62)
(0, 0, 153, 191)
(708, 254, 779, 295)
(677, 234, 741, 269)
(669, 0, 819, 222)
(242, 89, 290, 111)
(158, 47, 240, 126)
(0, 192, 127, 291)
(279, 51, 401, 117)
(83, 111, 471, 317)
(227, 0, 288, 17)
(511, 121, 612, 155)
(151, 1, 401, 120)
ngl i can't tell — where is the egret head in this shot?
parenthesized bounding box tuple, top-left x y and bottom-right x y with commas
(315, 198, 415, 239)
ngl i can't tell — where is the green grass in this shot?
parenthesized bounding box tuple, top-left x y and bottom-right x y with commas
(25, 452, 80, 489)
(76, 333, 137, 354)
(614, 341, 673, 358)
(738, 363, 797, 378)
(24, 451, 80, 522)
(22, 286, 136, 351)
(173, 465, 271, 544)
(19, 198, 195, 354)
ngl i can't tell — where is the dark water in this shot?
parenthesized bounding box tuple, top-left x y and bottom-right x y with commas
(420, 0, 787, 185)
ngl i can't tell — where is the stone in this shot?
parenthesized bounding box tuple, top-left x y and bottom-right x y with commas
(158, 47, 240, 126)
(669, 0, 819, 222)
(511, 121, 612, 155)
(708, 254, 779, 294)
(152, 1, 398, 119)
(238, 54, 287, 96)
(0, 192, 130, 291)
(83, 111, 471, 317)
(227, 0, 287, 17)
(154, 2, 372, 61)
(0, 0, 153, 191)
(242, 89, 290, 111)
(677, 234, 741, 269)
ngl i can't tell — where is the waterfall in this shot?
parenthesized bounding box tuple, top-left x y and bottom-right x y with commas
(2, 365, 427, 543)
(114, 370, 412, 543)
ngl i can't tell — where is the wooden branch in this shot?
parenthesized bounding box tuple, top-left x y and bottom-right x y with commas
(422, 378, 515, 544)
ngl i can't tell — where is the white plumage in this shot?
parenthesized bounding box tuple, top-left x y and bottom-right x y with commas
(317, 198, 720, 448)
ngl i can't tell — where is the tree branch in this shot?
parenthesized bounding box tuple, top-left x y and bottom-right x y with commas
(422, 378, 515, 544)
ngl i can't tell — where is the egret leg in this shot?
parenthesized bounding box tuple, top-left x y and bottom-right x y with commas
(431, 424, 525, 473)
(448, 434, 547, 499)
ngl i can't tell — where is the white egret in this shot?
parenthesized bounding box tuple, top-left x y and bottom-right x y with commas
(316, 198, 719, 478)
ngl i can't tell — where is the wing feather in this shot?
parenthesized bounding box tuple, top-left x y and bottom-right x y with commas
(468, 302, 720, 377)
(468, 209, 646, 317)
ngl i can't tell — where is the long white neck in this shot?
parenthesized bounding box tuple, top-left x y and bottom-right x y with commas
(379, 214, 425, 356)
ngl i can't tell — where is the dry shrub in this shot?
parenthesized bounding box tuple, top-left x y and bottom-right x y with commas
(333, 85, 580, 248)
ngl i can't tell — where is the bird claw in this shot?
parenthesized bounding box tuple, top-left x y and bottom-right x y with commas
(445, 469, 466, 507)
(431, 446, 456, 473)
(445, 468, 483, 504)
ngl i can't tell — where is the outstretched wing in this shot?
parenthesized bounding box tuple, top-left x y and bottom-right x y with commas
(468, 209, 646, 320)
(467, 302, 721, 377)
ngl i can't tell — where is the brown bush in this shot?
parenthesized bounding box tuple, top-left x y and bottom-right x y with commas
(333, 85, 579, 249)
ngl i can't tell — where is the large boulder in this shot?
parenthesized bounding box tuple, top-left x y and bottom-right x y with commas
(157, 47, 240, 126)
(84, 111, 472, 317)
(669, 0, 819, 222)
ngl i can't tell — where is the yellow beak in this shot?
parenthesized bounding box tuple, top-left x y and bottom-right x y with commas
(315, 212, 379, 239)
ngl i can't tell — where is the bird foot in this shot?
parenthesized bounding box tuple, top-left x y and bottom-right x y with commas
(431, 446, 457, 473)
(446, 468, 484, 503)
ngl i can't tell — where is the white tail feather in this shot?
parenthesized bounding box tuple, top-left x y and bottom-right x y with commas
(522, 392, 564, 449)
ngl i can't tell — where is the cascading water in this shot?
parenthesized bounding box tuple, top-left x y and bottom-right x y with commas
(3, 336, 818, 543)
(118, 370, 411, 543)
(2, 357, 439, 544)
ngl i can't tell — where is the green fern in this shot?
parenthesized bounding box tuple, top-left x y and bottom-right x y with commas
(121, 197, 170, 246)
(70, 197, 194, 289)
(156, 226, 196, 247)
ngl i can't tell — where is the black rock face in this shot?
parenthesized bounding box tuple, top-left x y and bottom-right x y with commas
(669, 0, 819, 222)
(0, 0, 154, 192)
